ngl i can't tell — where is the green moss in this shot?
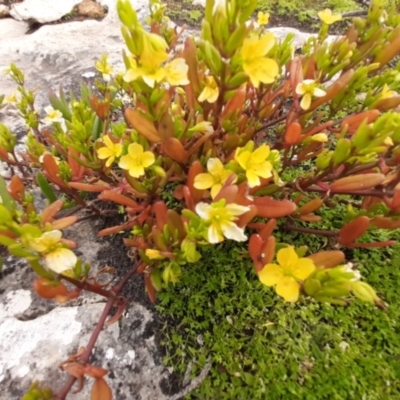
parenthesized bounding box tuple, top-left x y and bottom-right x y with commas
(157, 193, 400, 399)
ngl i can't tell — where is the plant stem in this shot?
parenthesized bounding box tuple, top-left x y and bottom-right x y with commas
(55, 261, 141, 399)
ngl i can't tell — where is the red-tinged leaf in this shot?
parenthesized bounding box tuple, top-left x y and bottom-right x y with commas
(284, 122, 302, 145)
(84, 366, 108, 379)
(183, 185, 195, 211)
(183, 37, 200, 94)
(43, 154, 66, 188)
(186, 132, 213, 158)
(247, 222, 266, 230)
(173, 185, 184, 200)
(0, 147, 10, 161)
(55, 289, 80, 304)
(259, 219, 277, 240)
(260, 236, 276, 266)
(299, 198, 323, 215)
(157, 112, 175, 140)
(123, 237, 147, 249)
(68, 147, 85, 179)
(361, 195, 382, 210)
(187, 161, 204, 204)
(153, 201, 168, 230)
(91, 378, 113, 400)
(371, 217, 400, 229)
(152, 226, 168, 250)
(308, 251, 345, 269)
(221, 88, 246, 120)
(237, 205, 257, 228)
(375, 31, 400, 68)
(68, 182, 108, 192)
(184, 84, 195, 110)
(289, 58, 304, 94)
(248, 233, 263, 268)
(341, 110, 380, 133)
(166, 210, 185, 241)
(51, 216, 78, 230)
(124, 108, 161, 143)
(145, 274, 156, 303)
(34, 278, 68, 299)
(347, 240, 396, 248)
(98, 191, 139, 209)
(338, 216, 370, 245)
(299, 214, 322, 222)
(98, 220, 135, 236)
(254, 197, 297, 218)
(8, 175, 25, 202)
(161, 138, 187, 163)
(0, 230, 17, 240)
(374, 96, 400, 112)
(391, 190, 400, 211)
(331, 173, 385, 193)
(59, 238, 77, 248)
(214, 185, 239, 203)
(41, 199, 64, 223)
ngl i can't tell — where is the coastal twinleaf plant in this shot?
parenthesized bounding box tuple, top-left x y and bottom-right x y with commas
(1, 0, 400, 397)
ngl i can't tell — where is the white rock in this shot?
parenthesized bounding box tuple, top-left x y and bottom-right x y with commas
(0, 17, 27, 39)
(10, 0, 83, 24)
(0, 4, 9, 18)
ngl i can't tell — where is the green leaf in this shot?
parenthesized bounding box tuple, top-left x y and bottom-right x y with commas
(0, 175, 15, 210)
(36, 172, 57, 203)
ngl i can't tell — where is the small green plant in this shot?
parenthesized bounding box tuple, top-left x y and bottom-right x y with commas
(1, 0, 400, 397)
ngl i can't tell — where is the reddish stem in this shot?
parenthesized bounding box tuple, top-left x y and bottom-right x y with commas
(285, 224, 337, 237)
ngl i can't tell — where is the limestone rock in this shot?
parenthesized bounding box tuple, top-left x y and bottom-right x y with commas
(75, 0, 106, 20)
(0, 4, 9, 18)
(10, 0, 85, 24)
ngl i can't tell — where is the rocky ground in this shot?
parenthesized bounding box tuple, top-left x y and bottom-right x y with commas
(0, 0, 340, 399)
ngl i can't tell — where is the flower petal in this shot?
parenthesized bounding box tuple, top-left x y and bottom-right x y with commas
(313, 88, 326, 98)
(164, 58, 189, 86)
(129, 165, 145, 178)
(244, 58, 279, 86)
(236, 151, 251, 171)
(251, 144, 270, 163)
(141, 151, 155, 168)
(194, 173, 215, 190)
(300, 93, 312, 110)
(97, 147, 114, 160)
(208, 224, 223, 243)
(277, 246, 298, 269)
(246, 170, 261, 188)
(220, 221, 247, 242)
(251, 161, 273, 179)
(276, 276, 300, 302)
(292, 258, 316, 280)
(258, 263, 284, 286)
(118, 155, 133, 171)
(226, 203, 250, 216)
(207, 158, 224, 175)
(105, 156, 115, 168)
(210, 183, 222, 199)
(195, 202, 212, 220)
(45, 248, 77, 274)
(128, 143, 143, 157)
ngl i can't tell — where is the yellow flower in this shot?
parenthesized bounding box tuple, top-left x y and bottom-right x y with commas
(3, 92, 17, 104)
(188, 121, 214, 134)
(44, 106, 64, 124)
(318, 9, 342, 25)
(380, 84, 396, 100)
(241, 33, 279, 87)
(95, 54, 113, 82)
(164, 58, 190, 86)
(258, 246, 316, 302)
(119, 143, 155, 178)
(295, 79, 326, 110)
(124, 57, 166, 88)
(28, 230, 77, 274)
(139, 31, 169, 69)
(145, 249, 165, 260)
(97, 135, 123, 167)
(235, 143, 273, 188)
(198, 75, 219, 103)
(38, 151, 60, 165)
(194, 158, 236, 198)
(257, 11, 270, 25)
(195, 200, 249, 244)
